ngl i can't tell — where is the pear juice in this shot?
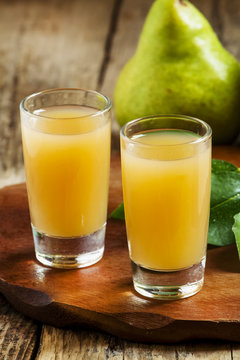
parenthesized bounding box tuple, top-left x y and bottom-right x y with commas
(121, 129, 211, 271)
(21, 105, 111, 237)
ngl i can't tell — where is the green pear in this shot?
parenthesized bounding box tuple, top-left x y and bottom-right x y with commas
(114, 0, 240, 144)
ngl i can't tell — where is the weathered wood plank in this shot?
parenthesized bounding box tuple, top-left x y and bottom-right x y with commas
(176, 343, 232, 360)
(232, 344, 240, 360)
(0, 294, 39, 360)
(100, 0, 155, 150)
(100, 0, 154, 143)
(122, 342, 176, 359)
(36, 326, 235, 360)
(100, 0, 154, 99)
(0, 0, 115, 187)
(35, 326, 177, 359)
(36, 327, 112, 360)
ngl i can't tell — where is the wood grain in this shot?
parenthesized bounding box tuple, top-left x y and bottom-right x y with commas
(0, 151, 239, 343)
(232, 345, 240, 360)
(101, 0, 154, 100)
(35, 325, 240, 359)
(101, 0, 154, 144)
(36, 327, 115, 360)
(0, 0, 114, 187)
(0, 294, 39, 360)
(36, 326, 177, 359)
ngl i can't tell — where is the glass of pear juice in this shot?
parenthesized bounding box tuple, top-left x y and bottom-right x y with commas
(20, 88, 111, 269)
(120, 115, 212, 300)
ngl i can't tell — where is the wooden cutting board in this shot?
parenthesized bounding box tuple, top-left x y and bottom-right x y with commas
(0, 147, 239, 343)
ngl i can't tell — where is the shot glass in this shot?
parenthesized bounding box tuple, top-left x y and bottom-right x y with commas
(20, 88, 111, 269)
(120, 115, 212, 300)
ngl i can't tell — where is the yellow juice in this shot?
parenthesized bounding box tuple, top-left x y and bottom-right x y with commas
(21, 105, 111, 237)
(121, 129, 211, 271)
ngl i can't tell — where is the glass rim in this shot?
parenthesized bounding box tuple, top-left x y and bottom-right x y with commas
(20, 88, 112, 119)
(120, 114, 212, 147)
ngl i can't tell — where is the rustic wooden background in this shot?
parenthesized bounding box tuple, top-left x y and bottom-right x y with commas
(0, 0, 239, 358)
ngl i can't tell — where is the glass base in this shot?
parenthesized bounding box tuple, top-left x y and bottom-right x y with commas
(32, 224, 106, 269)
(132, 257, 206, 300)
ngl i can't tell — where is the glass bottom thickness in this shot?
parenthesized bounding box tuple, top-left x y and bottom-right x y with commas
(32, 224, 106, 269)
(132, 257, 206, 300)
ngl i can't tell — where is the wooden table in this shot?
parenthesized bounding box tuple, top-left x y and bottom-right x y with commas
(0, 0, 239, 358)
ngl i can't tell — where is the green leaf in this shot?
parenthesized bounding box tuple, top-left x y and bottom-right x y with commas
(211, 159, 238, 173)
(208, 194, 240, 246)
(232, 213, 240, 259)
(210, 171, 240, 207)
(208, 159, 240, 247)
(109, 202, 125, 220)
